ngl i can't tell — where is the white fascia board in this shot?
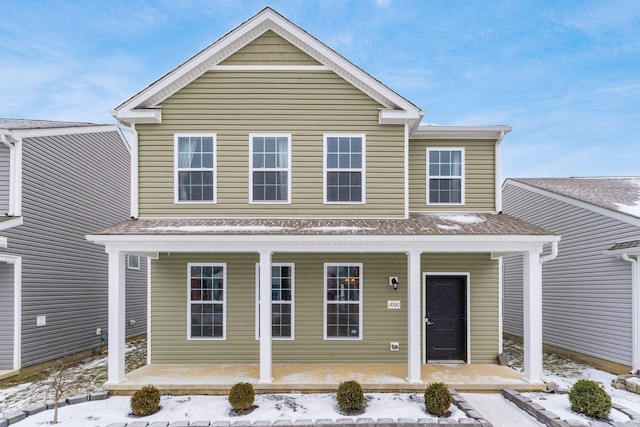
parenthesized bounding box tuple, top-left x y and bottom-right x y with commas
(87, 233, 557, 255)
(113, 108, 161, 124)
(0, 216, 23, 232)
(10, 125, 120, 139)
(605, 248, 640, 257)
(505, 179, 640, 229)
(379, 109, 425, 125)
(114, 8, 423, 122)
(410, 125, 512, 140)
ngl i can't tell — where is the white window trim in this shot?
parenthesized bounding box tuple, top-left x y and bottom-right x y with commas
(323, 262, 363, 340)
(254, 263, 295, 340)
(187, 262, 226, 340)
(127, 255, 140, 270)
(174, 133, 217, 204)
(249, 133, 292, 204)
(426, 147, 465, 205)
(323, 134, 366, 204)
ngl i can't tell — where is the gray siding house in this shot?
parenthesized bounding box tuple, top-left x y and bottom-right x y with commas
(502, 177, 640, 373)
(0, 119, 147, 378)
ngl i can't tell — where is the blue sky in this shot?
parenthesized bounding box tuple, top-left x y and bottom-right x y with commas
(1, 0, 638, 179)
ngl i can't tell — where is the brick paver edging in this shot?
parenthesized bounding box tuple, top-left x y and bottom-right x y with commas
(0, 391, 109, 426)
(0, 389, 490, 427)
(501, 388, 640, 427)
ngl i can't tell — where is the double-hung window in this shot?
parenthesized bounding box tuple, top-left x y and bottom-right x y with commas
(427, 148, 464, 204)
(324, 263, 362, 339)
(250, 134, 291, 203)
(188, 263, 226, 339)
(175, 134, 216, 203)
(255, 263, 294, 339)
(324, 135, 365, 203)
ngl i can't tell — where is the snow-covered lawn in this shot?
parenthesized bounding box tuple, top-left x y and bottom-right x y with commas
(2, 338, 640, 426)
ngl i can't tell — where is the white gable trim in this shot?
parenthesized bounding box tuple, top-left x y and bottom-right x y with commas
(113, 8, 423, 126)
(505, 179, 640, 229)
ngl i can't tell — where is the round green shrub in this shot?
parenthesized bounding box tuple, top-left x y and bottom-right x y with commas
(228, 382, 255, 412)
(569, 379, 611, 419)
(424, 382, 451, 416)
(336, 380, 365, 413)
(130, 385, 161, 416)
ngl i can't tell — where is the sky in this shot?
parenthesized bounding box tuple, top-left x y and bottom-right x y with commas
(1, 0, 638, 179)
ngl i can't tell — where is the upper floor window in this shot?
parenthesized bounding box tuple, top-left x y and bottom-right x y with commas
(324, 263, 362, 340)
(324, 135, 365, 204)
(427, 148, 465, 205)
(175, 134, 216, 203)
(188, 263, 226, 339)
(250, 135, 291, 203)
(255, 263, 295, 340)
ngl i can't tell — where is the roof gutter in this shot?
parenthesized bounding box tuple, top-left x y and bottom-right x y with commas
(0, 134, 18, 216)
(495, 130, 506, 213)
(116, 121, 139, 219)
(540, 240, 558, 263)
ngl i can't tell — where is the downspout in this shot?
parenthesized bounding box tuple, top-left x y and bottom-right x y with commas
(116, 121, 139, 219)
(495, 131, 505, 213)
(622, 253, 639, 373)
(1, 134, 16, 216)
(540, 241, 558, 263)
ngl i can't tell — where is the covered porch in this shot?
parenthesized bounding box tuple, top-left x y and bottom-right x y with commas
(87, 214, 558, 391)
(104, 362, 543, 395)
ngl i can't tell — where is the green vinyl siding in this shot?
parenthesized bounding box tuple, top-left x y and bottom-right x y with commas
(151, 252, 408, 364)
(220, 30, 321, 65)
(137, 70, 405, 218)
(409, 139, 496, 212)
(151, 252, 499, 364)
(422, 253, 499, 364)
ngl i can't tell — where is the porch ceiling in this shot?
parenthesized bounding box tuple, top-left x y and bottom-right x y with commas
(104, 363, 544, 395)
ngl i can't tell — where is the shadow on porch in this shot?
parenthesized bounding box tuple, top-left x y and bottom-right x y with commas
(104, 363, 544, 395)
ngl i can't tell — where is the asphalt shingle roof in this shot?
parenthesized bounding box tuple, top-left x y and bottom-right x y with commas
(93, 213, 552, 237)
(0, 118, 100, 130)
(511, 177, 640, 218)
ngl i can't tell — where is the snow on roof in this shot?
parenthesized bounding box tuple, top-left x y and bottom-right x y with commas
(0, 118, 99, 130)
(94, 213, 552, 236)
(512, 177, 640, 219)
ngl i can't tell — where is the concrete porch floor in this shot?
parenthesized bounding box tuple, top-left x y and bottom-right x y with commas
(104, 363, 545, 395)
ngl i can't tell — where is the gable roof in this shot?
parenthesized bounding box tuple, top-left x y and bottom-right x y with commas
(508, 177, 640, 220)
(113, 7, 424, 127)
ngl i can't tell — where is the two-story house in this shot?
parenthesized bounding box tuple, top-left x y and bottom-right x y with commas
(88, 7, 558, 392)
(0, 119, 147, 379)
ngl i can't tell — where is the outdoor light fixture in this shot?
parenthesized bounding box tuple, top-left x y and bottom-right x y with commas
(389, 276, 399, 291)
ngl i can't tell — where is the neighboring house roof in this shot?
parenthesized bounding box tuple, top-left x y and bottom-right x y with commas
(509, 177, 640, 219)
(94, 213, 551, 236)
(112, 7, 424, 128)
(0, 118, 99, 130)
(609, 240, 640, 252)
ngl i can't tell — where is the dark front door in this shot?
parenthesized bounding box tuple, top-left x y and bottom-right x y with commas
(425, 275, 467, 362)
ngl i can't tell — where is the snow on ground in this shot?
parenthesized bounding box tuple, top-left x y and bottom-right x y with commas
(4, 339, 640, 426)
(4, 393, 468, 427)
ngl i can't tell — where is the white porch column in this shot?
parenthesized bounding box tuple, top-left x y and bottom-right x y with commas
(407, 250, 422, 383)
(523, 249, 543, 383)
(622, 254, 640, 373)
(258, 250, 273, 383)
(106, 250, 126, 384)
